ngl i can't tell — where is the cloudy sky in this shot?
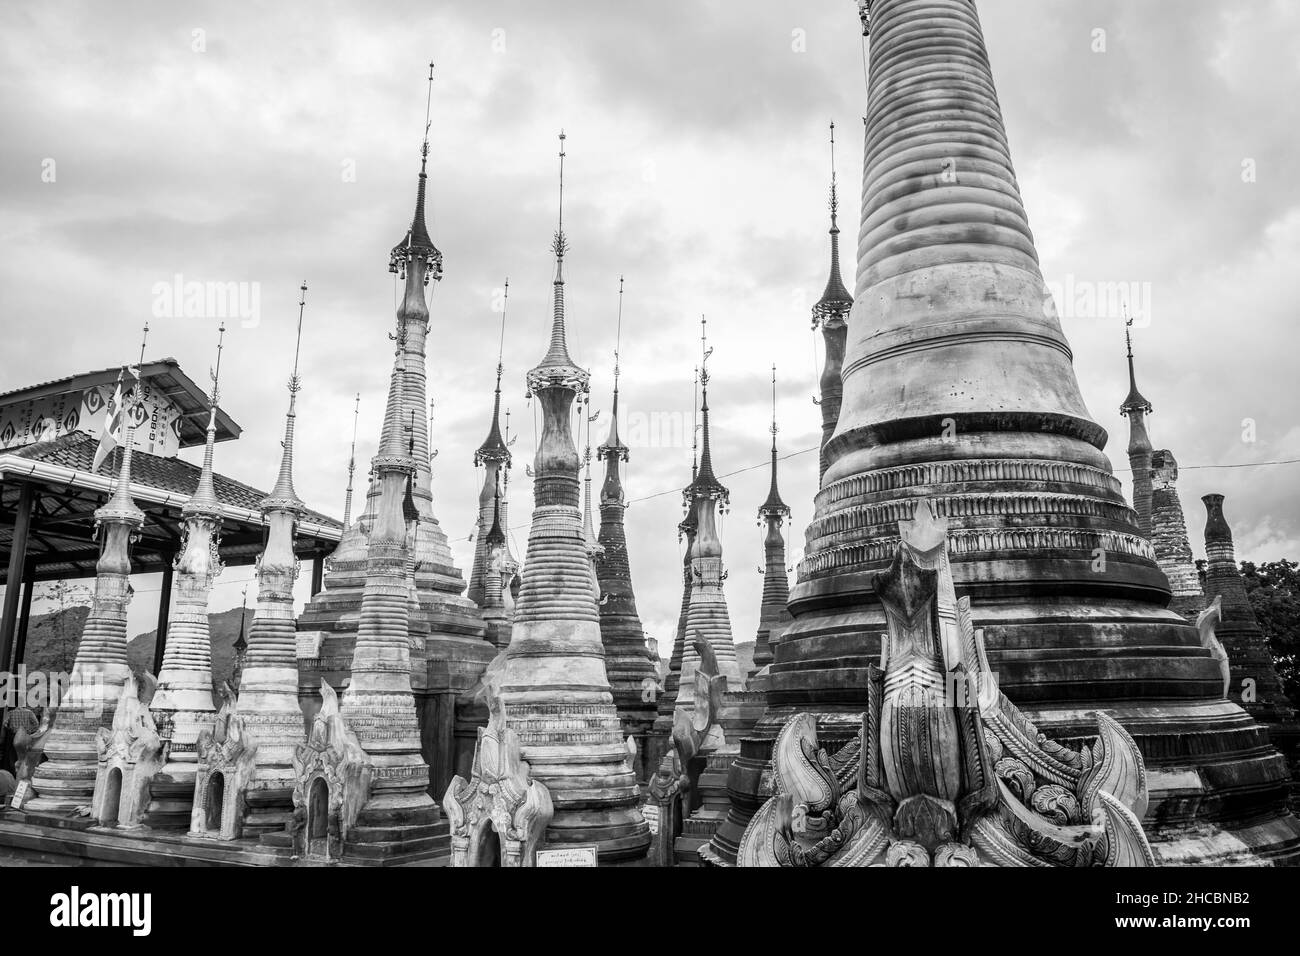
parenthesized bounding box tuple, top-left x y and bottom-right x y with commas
(3, 0, 1298, 649)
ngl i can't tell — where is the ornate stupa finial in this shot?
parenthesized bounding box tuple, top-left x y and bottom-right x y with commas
(476, 277, 512, 467)
(529, 130, 587, 393)
(1120, 313, 1153, 416)
(261, 282, 308, 514)
(342, 392, 361, 528)
(598, 276, 629, 469)
(137, 321, 150, 367)
(692, 316, 727, 506)
(183, 323, 226, 521)
(679, 366, 701, 540)
(813, 120, 854, 330)
(760, 364, 790, 519)
(389, 61, 443, 282)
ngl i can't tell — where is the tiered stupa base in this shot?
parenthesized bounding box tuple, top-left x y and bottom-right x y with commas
(504, 701, 650, 862)
(296, 547, 495, 797)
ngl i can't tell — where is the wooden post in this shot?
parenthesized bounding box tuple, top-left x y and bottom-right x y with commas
(153, 553, 175, 675)
(13, 564, 35, 670)
(1, 482, 35, 675)
(310, 553, 324, 596)
(0, 481, 35, 773)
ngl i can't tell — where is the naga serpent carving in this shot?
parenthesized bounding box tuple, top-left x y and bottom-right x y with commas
(738, 500, 1156, 867)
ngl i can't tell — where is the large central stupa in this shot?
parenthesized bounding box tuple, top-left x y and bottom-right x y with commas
(715, 0, 1298, 865)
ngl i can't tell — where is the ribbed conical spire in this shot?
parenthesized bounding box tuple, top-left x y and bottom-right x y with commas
(261, 283, 307, 514)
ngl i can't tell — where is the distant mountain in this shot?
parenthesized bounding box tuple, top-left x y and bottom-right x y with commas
(16, 604, 253, 697)
(128, 606, 254, 687)
(18, 606, 91, 675)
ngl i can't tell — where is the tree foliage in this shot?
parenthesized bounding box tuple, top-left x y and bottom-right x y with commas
(1240, 559, 1300, 709)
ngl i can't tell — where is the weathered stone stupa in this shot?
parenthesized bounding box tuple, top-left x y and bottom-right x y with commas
(719, 0, 1299, 864)
(594, 281, 659, 776)
(750, 366, 792, 681)
(677, 324, 743, 699)
(296, 69, 493, 794)
(25, 371, 146, 815)
(1120, 324, 1156, 538)
(646, 376, 700, 775)
(1150, 450, 1204, 622)
(1201, 494, 1300, 786)
(234, 284, 311, 835)
(145, 326, 227, 827)
(499, 132, 648, 862)
(478, 480, 515, 646)
(340, 319, 439, 842)
(467, 280, 519, 620)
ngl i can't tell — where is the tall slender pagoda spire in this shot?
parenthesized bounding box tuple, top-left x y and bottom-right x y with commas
(812, 121, 854, 483)
(752, 365, 792, 677)
(1121, 318, 1155, 538)
(27, 344, 148, 814)
(147, 323, 227, 827)
(468, 279, 514, 610)
(594, 278, 658, 774)
(479, 472, 515, 649)
(501, 132, 649, 861)
(342, 393, 361, 530)
(296, 65, 491, 798)
(582, 408, 604, 600)
(350, 60, 470, 607)
(649, 369, 701, 768)
(235, 283, 311, 834)
(714, 0, 1299, 866)
(342, 295, 437, 825)
(679, 317, 742, 696)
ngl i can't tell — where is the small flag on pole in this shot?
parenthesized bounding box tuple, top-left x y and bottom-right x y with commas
(91, 366, 140, 473)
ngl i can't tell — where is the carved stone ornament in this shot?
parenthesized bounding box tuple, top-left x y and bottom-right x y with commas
(289, 679, 372, 861)
(1196, 596, 1230, 698)
(91, 672, 164, 828)
(443, 654, 553, 866)
(189, 681, 259, 841)
(738, 500, 1156, 868)
(647, 635, 727, 864)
